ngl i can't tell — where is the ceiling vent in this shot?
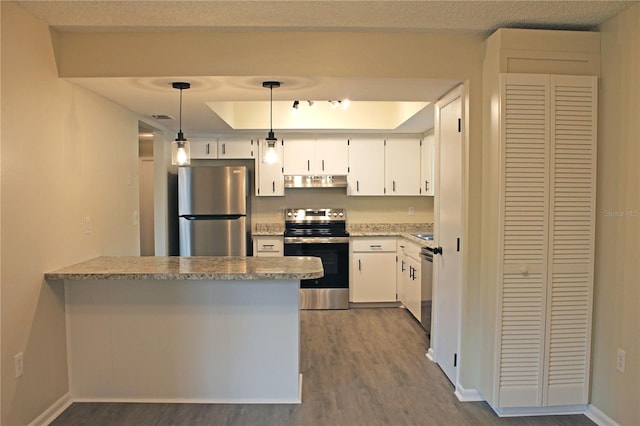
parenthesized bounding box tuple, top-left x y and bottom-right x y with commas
(151, 114, 174, 120)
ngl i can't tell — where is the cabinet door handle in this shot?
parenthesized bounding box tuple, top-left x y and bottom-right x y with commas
(262, 244, 274, 248)
(272, 181, 276, 192)
(425, 180, 429, 191)
(307, 160, 310, 171)
(358, 259, 362, 271)
(357, 180, 360, 192)
(393, 180, 396, 192)
(370, 244, 382, 248)
(205, 143, 210, 155)
(222, 143, 226, 155)
(401, 260, 405, 272)
(322, 159, 325, 171)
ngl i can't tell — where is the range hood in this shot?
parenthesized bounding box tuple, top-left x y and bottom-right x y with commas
(284, 175, 348, 189)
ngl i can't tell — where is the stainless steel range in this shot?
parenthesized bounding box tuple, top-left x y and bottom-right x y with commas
(284, 208, 349, 309)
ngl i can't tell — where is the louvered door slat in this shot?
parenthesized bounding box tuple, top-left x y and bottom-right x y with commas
(497, 75, 549, 407)
(544, 75, 597, 407)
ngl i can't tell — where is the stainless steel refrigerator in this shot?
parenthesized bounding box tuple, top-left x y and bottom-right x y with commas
(178, 165, 251, 256)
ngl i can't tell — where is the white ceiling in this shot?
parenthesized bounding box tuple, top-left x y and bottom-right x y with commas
(16, 0, 637, 137)
(17, 1, 634, 34)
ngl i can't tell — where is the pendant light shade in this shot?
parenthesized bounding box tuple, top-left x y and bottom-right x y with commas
(171, 82, 191, 166)
(262, 81, 280, 164)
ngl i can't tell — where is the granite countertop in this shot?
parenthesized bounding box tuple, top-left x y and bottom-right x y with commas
(251, 222, 436, 247)
(348, 223, 436, 247)
(45, 256, 324, 281)
(253, 223, 285, 236)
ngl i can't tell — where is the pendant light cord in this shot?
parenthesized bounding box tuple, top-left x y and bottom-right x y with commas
(179, 88, 183, 134)
(269, 85, 273, 133)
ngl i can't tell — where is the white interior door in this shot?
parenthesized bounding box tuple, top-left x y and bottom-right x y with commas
(433, 88, 463, 386)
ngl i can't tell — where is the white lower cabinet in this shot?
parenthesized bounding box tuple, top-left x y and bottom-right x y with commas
(397, 240, 422, 321)
(253, 236, 284, 257)
(350, 237, 397, 303)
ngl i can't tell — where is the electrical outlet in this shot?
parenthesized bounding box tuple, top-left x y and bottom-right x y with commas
(84, 216, 92, 234)
(408, 207, 415, 216)
(14, 352, 24, 378)
(616, 348, 626, 373)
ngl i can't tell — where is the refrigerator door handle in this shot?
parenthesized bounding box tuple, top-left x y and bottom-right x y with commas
(181, 214, 245, 220)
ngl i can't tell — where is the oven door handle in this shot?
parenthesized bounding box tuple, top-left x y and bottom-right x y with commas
(284, 237, 350, 244)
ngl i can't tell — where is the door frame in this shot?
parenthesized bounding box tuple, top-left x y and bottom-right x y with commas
(430, 84, 466, 393)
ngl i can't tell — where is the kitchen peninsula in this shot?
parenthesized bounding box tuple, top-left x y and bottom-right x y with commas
(45, 256, 323, 404)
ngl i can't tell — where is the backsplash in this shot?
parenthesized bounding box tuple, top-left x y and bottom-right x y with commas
(253, 188, 434, 224)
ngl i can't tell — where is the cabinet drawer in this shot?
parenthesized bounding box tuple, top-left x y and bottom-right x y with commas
(352, 237, 396, 252)
(398, 239, 422, 261)
(254, 237, 283, 256)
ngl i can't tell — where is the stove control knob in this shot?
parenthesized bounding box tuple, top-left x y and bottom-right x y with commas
(338, 212, 344, 217)
(287, 211, 293, 217)
(333, 212, 338, 216)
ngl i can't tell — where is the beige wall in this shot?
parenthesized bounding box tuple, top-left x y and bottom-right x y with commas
(0, 3, 141, 425)
(593, 4, 640, 425)
(254, 191, 433, 225)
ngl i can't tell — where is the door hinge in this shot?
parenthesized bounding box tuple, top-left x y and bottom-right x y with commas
(454, 353, 458, 367)
(457, 238, 460, 252)
(457, 118, 461, 133)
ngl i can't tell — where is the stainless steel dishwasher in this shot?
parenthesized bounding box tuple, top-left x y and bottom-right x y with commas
(420, 247, 433, 339)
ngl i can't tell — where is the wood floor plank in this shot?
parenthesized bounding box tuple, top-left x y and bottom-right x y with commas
(50, 307, 594, 426)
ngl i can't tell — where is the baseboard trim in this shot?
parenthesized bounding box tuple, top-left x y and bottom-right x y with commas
(72, 396, 302, 404)
(426, 347, 434, 362)
(454, 385, 484, 402)
(28, 393, 73, 426)
(492, 404, 588, 417)
(585, 404, 620, 426)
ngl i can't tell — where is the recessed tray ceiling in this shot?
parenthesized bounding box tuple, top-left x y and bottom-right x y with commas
(206, 101, 430, 130)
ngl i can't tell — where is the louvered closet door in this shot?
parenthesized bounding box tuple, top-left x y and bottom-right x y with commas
(544, 76, 597, 406)
(497, 74, 550, 407)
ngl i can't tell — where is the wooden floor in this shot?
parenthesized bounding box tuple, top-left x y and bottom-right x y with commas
(51, 308, 594, 426)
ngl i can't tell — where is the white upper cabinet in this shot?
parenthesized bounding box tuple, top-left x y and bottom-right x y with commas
(314, 139, 349, 174)
(282, 139, 314, 174)
(282, 138, 348, 175)
(421, 134, 435, 196)
(217, 139, 256, 159)
(256, 139, 284, 197)
(347, 139, 385, 196)
(190, 140, 218, 159)
(384, 138, 422, 195)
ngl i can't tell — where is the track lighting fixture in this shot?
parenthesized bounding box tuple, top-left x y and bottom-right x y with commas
(171, 82, 191, 166)
(262, 81, 280, 165)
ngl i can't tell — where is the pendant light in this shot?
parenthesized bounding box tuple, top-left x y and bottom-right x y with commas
(171, 82, 191, 166)
(262, 81, 280, 164)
